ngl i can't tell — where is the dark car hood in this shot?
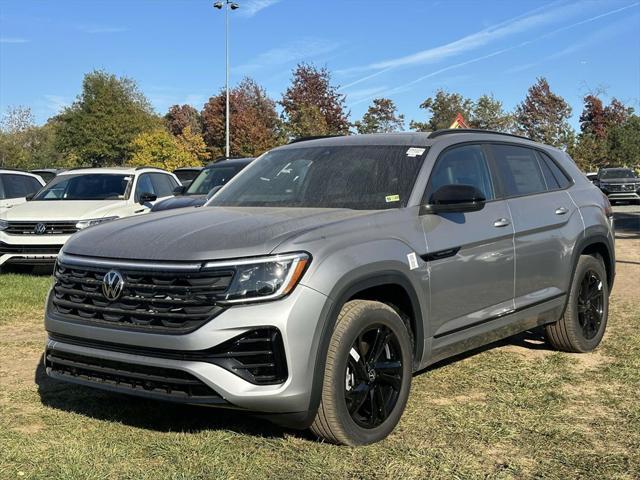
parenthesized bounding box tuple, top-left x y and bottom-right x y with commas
(151, 195, 207, 212)
(64, 206, 378, 262)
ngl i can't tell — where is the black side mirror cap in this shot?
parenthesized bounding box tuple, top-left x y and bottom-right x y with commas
(421, 184, 486, 215)
(25, 193, 35, 201)
(138, 192, 157, 204)
(173, 185, 187, 196)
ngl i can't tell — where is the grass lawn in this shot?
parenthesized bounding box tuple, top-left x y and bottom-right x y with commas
(1, 234, 638, 479)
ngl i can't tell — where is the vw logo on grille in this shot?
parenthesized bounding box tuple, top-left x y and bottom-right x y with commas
(102, 270, 125, 302)
(34, 223, 47, 235)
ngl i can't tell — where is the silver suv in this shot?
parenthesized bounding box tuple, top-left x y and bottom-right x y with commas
(44, 130, 615, 445)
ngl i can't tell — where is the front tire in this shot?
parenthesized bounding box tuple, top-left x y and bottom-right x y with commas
(310, 300, 413, 445)
(545, 254, 609, 352)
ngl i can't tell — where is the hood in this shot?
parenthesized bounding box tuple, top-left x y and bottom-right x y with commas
(63, 206, 378, 261)
(151, 195, 207, 212)
(1, 200, 126, 221)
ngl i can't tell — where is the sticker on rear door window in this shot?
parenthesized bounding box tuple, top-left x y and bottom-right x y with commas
(385, 194, 400, 203)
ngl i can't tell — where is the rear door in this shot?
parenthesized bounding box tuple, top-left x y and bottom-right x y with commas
(489, 143, 579, 309)
(420, 144, 515, 338)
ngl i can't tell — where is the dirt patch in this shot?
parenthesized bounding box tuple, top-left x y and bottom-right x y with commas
(429, 391, 486, 406)
(611, 236, 640, 302)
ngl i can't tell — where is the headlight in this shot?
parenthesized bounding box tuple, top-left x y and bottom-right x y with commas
(205, 252, 310, 304)
(0, 219, 8, 231)
(75, 216, 119, 230)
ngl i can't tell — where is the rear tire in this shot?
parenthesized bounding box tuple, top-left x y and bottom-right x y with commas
(310, 300, 413, 445)
(545, 254, 608, 352)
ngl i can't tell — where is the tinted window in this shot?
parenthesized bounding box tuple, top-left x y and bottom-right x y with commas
(1, 174, 42, 199)
(492, 144, 547, 196)
(537, 152, 571, 189)
(135, 174, 155, 202)
(175, 170, 200, 183)
(151, 173, 177, 197)
(426, 145, 494, 202)
(34, 174, 131, 201)
(211, 146, 426, 210)
(600, 168, 636, 179)
(187, 165, 245, 195)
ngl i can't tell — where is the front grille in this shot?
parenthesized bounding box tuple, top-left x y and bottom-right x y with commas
(606, 183, 638, 192)
(4, 221, 78, 235)
(0, 242, 62, 255)
(46, 348, 223, 403)
(49, 328, 289, 385)
(52, 262, 233, 334)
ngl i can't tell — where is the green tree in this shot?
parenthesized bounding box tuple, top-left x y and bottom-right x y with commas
(280, 63, 350, 138)
(410, 89, 473, 131)
(471, 94, 513, 132)
(127, 129, 197, 171)
(514, 77, 573, 149)
(55, 70, 159, 166)
(202, 78, 282, 158)
(608, 115, 640, 167)
(354, 98, 404, 134)
(176, 126, 209, 165)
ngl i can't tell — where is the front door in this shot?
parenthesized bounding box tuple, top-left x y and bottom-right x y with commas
(420, 144, 515, 338)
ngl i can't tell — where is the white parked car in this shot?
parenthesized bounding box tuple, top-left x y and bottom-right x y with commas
(0, 169, 46, 214)
(0, 167, 179, 269)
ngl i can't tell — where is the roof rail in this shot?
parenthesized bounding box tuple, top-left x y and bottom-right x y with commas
(0, 167, 28, 173)
(135, 166, 168, 171)
(288, 135, 343, 144)
(428, 129, 533, 141)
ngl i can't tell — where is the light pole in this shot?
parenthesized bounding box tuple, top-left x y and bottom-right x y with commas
(213, 1, 239, 159)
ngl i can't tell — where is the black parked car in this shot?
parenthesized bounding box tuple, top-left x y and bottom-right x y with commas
(153, 158, 253, 212)
(594, 167, 640, 204)
(30, 168, 65, 183)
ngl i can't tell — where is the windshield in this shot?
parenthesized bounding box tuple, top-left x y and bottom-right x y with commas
(209, 145, 427, 210)
(600, 169, 636, 179)
(33, 174, 132, 201)
(187, 164, 245, 195)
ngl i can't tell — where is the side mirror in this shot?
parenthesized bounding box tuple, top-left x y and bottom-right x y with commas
(25, 193, 35, 201)
(421, 185, 486, 215)
(138, 192, 157, 204)
(206, 185, 223, 200)
(173, 185, 187, 196)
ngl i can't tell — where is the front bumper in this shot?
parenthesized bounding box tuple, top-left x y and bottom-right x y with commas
(45, 284, 331, 414)
(0, 232, 70, 266)
(603, 192, 640, 201)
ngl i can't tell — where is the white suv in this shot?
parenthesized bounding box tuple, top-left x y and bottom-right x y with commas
(0, 169, 46, 214)
(0, 167, 179, 268)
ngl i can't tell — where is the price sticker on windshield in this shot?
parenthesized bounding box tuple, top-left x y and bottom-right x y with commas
(385, 194, 400, 203)
(406, 147, 425, 157)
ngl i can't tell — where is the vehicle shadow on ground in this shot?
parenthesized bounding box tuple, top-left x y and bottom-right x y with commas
(614, 209, 640, 238)
(34, 357, 310, 440)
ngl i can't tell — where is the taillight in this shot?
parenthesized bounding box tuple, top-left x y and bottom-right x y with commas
(602, 193, 614, 229)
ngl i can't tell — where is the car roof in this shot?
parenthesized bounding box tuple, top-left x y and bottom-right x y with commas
(276, 130, 539, 150)
(174, 166, 204, 172)
(207, 157, 254, 167)
(0, 168, 45, 180)
(58, 167, 172, 176)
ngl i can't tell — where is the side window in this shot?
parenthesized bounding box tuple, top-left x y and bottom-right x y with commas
(150, 173, 177, 197)
(135, 174, 155, 202)
(538, 152, 571, 189)
(425, 144, 495, 202)
(492, 144, 547, 196)
(2, 174, 42, 199)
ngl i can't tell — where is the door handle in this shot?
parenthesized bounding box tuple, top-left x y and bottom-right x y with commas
(555, 207, 568, 215)
(493, 218, 510, 228)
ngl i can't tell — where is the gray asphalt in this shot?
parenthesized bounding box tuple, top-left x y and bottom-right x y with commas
(613, 203, 640, 236)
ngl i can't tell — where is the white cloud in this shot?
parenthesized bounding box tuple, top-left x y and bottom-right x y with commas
(240, 0, 282, 17)
(236, 38, 339, 73)
(44, 95, 70, 113)
(0, 37, 28, 44)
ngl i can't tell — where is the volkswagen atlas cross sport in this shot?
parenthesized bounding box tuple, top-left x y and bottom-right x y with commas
(0, 167, 179, 270)
(44, 131, 615, 445)
(593, 167, 640, 204)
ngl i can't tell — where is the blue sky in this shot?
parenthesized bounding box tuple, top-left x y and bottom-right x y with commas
(1, 0, 639, 129)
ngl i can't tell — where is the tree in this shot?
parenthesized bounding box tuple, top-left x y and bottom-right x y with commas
(128, 129, 197, 171)
(471, 94, 513, 132)
(514, 77, 573, 149)
(202, 78, 282, 158)
(410, 90, 473, 131)
(579, 95, 607, 140)
(176, 126, 209, 164)
(608, 115, 640, 167)
(54, 70, 159, 166)
(0, 106, 35, 134)
(354, 98, 404, 134)
(280, 63, 350, 138)
(165, 104, 202, 136)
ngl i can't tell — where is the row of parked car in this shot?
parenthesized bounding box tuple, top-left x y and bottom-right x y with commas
(0, 158, 252, 268)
